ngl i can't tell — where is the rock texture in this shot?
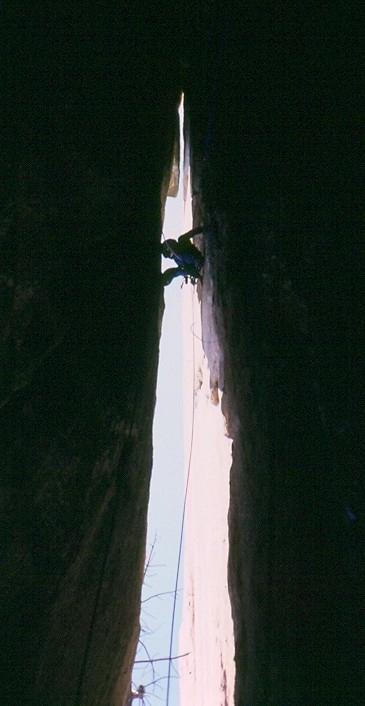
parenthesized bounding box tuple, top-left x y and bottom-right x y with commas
(179, 279, 235, 706)
(1, 3, 182, 705)
(1, 2, 364, 706)
(185, 3, 364, 705)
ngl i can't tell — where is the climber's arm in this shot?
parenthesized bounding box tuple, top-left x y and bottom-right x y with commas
(177, 226, 203, 245)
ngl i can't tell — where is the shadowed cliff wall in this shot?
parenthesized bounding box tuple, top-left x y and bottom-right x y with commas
(1, 2, 364, 705)
(1, 3, 183, 705)
(184, 2, 364, 704)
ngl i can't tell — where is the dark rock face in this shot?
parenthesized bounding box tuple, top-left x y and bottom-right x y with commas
(1, 3, 181, 705)
(1, 2, 364, 706)
(186, 3, 364, 705)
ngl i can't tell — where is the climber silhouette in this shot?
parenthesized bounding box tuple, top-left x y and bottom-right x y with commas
(160, 226, 204, 286)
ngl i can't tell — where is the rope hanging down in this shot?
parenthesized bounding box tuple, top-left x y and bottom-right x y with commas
(165, 286, 197, 706)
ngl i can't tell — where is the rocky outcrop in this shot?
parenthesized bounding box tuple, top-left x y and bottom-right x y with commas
(186, 4, 364, 704)
(1, 2, 363, 705)
(1, 4, 181, 705)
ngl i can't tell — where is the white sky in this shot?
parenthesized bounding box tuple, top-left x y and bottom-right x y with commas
(132, 96, 235, 706)
(132, 98, 188, 706)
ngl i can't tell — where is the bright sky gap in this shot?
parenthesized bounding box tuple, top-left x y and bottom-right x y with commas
(131, 95, 186, 706)
(131, 94, 235, 706)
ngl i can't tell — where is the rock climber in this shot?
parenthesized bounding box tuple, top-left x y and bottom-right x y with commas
(160, 226, 204, 286)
